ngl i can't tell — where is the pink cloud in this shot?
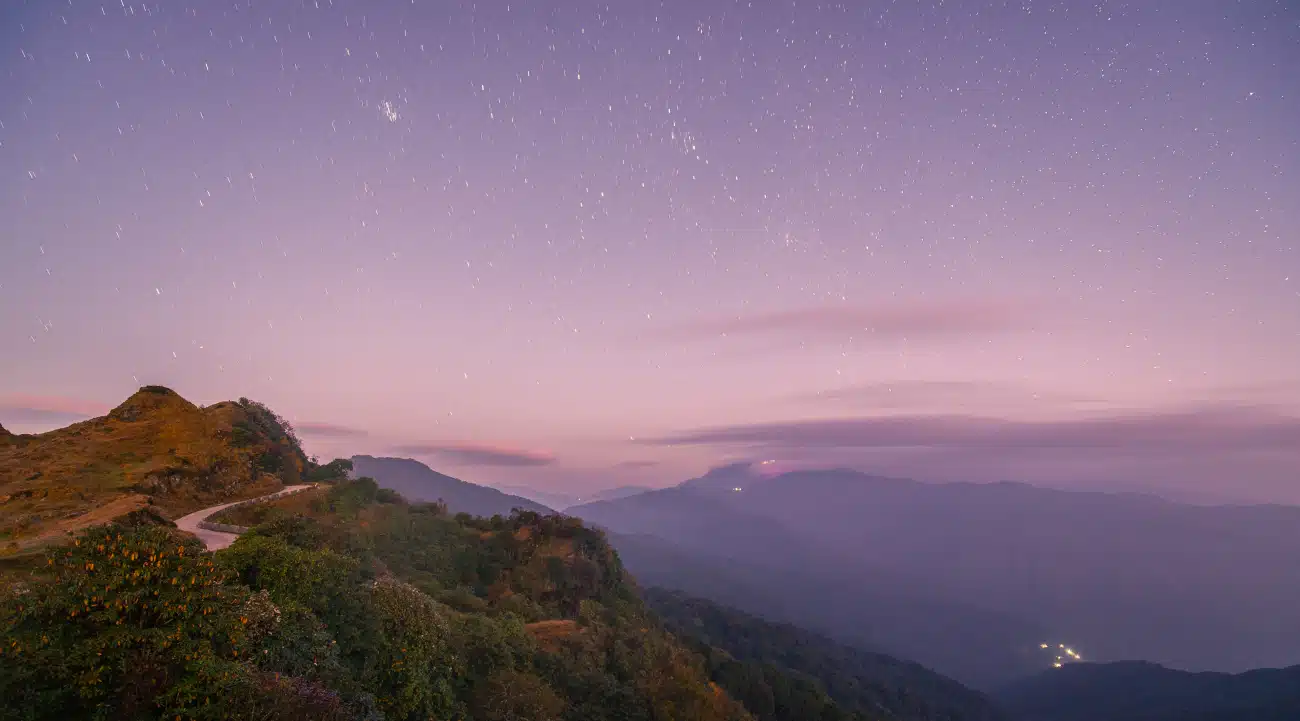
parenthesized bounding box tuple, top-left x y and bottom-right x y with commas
(390, 441, 557, 467)
(296, 421, 370, 438)
(0, 393, 111, 423)
(662, 297, 1032, 344)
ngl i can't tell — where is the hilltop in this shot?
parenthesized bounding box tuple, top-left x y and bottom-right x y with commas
(0, 386, 313, 558)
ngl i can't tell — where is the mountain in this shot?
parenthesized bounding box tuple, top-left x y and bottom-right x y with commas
(645, 588, 1008, 721)
(350, 455, 553, 516)
(600, 526, 1044, 690)
(572, 471, 1047, 688)
(570, 465, 1300, 687)
(493, 484, 655, 510)
(581, 485, 655, 504)
(1, 386, 307, 560)
(996, 661, 1300, 721)
(492, 483, 582, 510)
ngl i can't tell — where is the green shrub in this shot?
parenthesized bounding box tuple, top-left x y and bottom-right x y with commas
(0, 526, 250, 720)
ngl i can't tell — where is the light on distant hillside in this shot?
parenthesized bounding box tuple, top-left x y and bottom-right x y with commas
(1040, 641, 1084, 668)
(732, 487, 743, 492)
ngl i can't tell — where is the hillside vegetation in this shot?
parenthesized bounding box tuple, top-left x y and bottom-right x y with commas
(2, 477, 756, 720)
(0, 387, 316, 560)
(645, 589, 1006, 721)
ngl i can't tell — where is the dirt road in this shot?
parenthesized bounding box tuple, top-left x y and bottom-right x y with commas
(173, 484, 313, 551)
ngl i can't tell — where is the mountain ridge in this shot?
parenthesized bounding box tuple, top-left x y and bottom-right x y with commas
(569, 465, 1300, 686)
(350, 454, 554, 517)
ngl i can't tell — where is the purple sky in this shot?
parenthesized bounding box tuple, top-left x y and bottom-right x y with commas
(2, 1, 1297, 502)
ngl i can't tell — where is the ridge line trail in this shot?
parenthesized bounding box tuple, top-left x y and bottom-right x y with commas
(174, 484, 315, 550)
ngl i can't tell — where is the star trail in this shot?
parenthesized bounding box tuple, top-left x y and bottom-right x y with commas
(2, 0, 1297, 500)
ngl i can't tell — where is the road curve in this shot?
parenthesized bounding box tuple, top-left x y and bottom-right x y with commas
(174, 484, 314, 551)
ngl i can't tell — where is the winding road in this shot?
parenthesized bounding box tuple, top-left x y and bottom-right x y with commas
(174, 484, 315, 551)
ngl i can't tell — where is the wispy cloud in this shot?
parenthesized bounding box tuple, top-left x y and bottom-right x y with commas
(639, 405, 1300, 502)
(1201, 380, 1300, 406)
(0, 394, 111, 424)
(642, 405, 1300, 454)
(660, 297, 1032, 345)
(791, 380, 1101, 413)
(390, 441, 557, 467)
(296, 421, 370, 438)
(614, 460, 660, 469)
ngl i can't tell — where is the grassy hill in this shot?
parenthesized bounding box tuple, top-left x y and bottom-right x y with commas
(0, 386, 309, 560)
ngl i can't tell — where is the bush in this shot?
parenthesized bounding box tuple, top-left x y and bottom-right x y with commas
(365, 578, 461, 720)
(0, 526, 250, 720)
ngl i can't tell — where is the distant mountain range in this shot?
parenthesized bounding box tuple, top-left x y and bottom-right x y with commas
(350, 455, 554, 517)
(568, 463, 1300, 689)
(997, 661, 1300, 721)
(17, 389, 1300, 719)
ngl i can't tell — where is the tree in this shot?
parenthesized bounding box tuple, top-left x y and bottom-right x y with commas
(365, 578, 461, 720)
(473, 669, 565, 721)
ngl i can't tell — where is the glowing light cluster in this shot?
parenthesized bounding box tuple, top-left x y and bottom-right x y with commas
(1040, 642, 1084, 668)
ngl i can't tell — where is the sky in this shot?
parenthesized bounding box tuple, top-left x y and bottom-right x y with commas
(1, 0, 1297, 502)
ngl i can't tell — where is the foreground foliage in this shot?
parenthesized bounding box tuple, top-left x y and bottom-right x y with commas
(1, 478, 757, 721)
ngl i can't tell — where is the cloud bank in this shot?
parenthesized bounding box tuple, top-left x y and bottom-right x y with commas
(643, 405, 1300, 453)
(640, 404, 1300, 503)
(662, 297, 1032, 345)
(792, 380, 1098, 413)
(295, 421, 370, 438)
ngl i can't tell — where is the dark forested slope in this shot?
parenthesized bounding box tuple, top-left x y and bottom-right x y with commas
(996, 661, 1300, 721)
(645, 588, 1007, 721)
